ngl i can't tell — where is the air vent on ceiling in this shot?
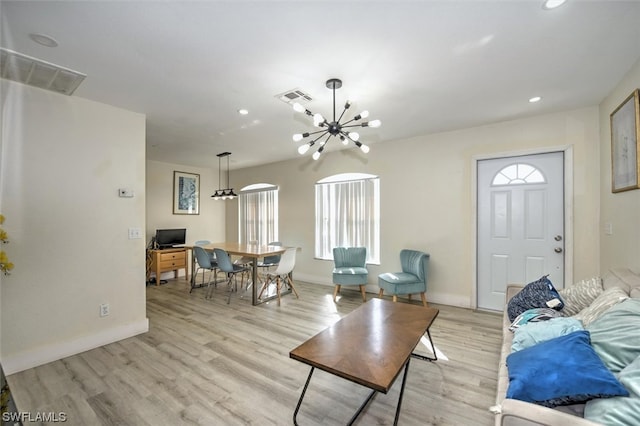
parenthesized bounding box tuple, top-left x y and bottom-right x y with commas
(275, 88, 313, 105)
(0, 48, 86, 96)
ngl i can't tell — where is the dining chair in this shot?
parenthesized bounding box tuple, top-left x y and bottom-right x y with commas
(212, 248, 251, 304)
(194, 239, 216, 266)
(257, 241, 282, 280)
(378, 249, 430, 306)
(332, 247, 368, 302)
(192, 245, 218, 294)
(235, 239, 258, 287)
(258, 247, 298, 306)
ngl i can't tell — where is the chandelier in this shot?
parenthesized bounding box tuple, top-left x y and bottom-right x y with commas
(292, 78, 381, 160)
(211, 152, 237, 200)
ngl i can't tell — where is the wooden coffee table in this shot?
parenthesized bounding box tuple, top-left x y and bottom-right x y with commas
(289, 298, 439, 425)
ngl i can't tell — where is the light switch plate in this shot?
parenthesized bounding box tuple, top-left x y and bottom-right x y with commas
(128, 227, 142, 239)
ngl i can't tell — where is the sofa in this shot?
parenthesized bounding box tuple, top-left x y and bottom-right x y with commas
(494, 268, 640, 426)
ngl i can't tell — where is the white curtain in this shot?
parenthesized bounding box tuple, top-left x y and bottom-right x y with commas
(315, 177, 380, 263)
(239, 188, 278, 245)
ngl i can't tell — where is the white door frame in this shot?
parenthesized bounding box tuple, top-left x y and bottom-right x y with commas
(471, 145, 574, 310)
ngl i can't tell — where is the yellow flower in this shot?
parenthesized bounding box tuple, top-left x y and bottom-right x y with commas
(0, 251, 7, 263)
(0, 229, 7, 242)
(0, 214, 4, 224)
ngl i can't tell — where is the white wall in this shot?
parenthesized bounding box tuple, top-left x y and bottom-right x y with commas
(146, 159, 226, 279)
(229, 106, 601, 308)
(0, 81, 148, 374)
(599, 58, 640, 271)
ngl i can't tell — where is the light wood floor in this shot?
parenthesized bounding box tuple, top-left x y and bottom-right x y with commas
(7, 278, 502, 425)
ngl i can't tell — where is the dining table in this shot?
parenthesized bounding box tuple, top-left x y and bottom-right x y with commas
(188, 242, 290, 305)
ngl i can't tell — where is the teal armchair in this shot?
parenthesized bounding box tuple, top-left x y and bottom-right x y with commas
(378, 249, 430, 306)
(332, 247, 368, 302)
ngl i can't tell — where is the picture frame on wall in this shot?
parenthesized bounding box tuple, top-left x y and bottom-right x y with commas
(610, 88, 640, 193)
(173, 171, 200, 214)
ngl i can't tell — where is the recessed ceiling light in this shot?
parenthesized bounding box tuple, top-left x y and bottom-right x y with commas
(542, 0, 567, 10)
(238, 109, 249, 115)
(29, 33, 59, 48)
(529, 96, 542, 103)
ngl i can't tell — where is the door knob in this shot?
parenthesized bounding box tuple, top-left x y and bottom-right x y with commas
(554, 247, 563, 253)
(554, 235, 563, 241)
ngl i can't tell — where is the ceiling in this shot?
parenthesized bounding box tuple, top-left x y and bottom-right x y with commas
(2, 1, 640, 170)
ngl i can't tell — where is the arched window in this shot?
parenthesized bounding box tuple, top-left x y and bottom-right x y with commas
(238, 183, 278, 245)
(492, 163, 546, 186)
(315, 173, 380, 264)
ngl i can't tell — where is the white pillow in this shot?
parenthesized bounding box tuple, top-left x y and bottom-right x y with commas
(573, 286, 628, 327)
(558, 277, 603, 316)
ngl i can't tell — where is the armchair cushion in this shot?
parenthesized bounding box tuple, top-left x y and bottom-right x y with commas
(333, 266, 369, 285)
(378, 272, 425, 295)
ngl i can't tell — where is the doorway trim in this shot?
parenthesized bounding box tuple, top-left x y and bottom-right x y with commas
(471, 145, 574, 310)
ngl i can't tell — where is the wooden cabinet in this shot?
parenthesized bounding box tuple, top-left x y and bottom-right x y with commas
(147, 248, 188, 285)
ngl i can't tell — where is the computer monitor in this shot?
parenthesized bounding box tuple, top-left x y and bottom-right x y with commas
(155, 228, 186, 249)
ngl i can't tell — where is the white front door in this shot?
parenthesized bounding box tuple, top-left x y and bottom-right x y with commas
(477, 152, 565, 311)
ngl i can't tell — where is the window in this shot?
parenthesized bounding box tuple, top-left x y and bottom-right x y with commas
(315, 173, 380, 264)
(238, 183, 278, 245)
(492, 163, 546, 186)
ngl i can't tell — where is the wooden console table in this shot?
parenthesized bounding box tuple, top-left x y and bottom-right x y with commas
(147, 248, 188, 285)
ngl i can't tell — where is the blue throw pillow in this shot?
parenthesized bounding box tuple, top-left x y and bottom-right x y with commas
(507, 275, 564, 322)
(506, 330, 629, 407)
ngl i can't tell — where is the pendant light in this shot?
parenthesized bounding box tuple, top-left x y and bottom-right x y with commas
(211, 152, 237, 200)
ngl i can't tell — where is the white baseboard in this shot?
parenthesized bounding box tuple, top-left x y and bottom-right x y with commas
(293, 272, 333, 287)
(293, 273, 473, 308)
(427, 293, 474, 309)
(1, 318, 149, 375)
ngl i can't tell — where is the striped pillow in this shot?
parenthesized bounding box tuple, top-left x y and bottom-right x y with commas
(574, 287, 629, 327)
(559, 277, 603, 316)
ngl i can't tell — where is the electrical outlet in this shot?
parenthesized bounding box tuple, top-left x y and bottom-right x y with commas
(100, 303, 110, 317)
(118, 188, 134, 198)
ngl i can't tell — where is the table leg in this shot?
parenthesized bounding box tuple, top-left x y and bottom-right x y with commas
(293, 367, 315, 426)
(251, 257, 258, 305)
(190, 250, 196, 289)
(411, 329, 438, 362)
(292, 366, 380, 426)
(346, 389, 377, 426)
(393, 359, 411, 426)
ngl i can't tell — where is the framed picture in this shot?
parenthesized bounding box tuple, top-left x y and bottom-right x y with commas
(173, 171, 200, 214)
(610, 88, 640, 193)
